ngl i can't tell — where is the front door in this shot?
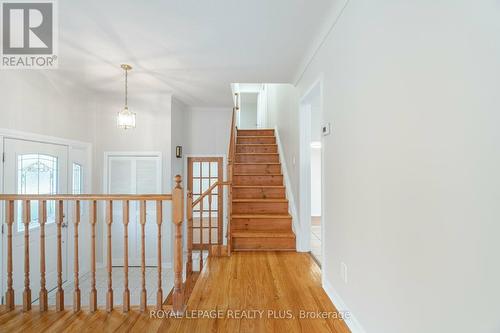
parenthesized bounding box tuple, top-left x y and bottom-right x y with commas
(3, 138, 68, 304)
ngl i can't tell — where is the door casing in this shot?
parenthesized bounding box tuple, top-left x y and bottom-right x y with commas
(0, 129, 91, 305)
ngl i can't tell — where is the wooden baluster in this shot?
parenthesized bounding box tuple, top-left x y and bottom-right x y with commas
(106, 200, 113, 312)
(56, 200, 64, 311)
(208, 163, 212, 247)
(23, 200, 32, 311)
(228, 165, 233, 255)
(186, 192, 193, 277)
(172, 175, 185, 314)
(156, 200, 163, 310)
(208, 191, 212, 246)
(217, 180, 223, 247)
(89, 200, 97, 312)
(199, 199, 204, 271)
(140, 200, 147, 312)
(39, 200, 48, 311)
(73, 201, 81, 312)
(122, 200, 130, 312)
(5, 200, 14, 310)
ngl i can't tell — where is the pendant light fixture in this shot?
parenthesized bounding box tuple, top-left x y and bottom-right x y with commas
(117, 64, 136, 129)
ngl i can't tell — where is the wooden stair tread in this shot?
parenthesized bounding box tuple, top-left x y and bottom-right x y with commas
(233, 185, 285, 188)
(232, 214, 292, 219)
(236, 153, 279, 155)
(238, 128, 275, 130)
(236, 144, 277, 146)
(234, 173, 282, 176)
(232, 231, 296, 238)
(232, 199, 288, 203)
(234, 163, 281, 165)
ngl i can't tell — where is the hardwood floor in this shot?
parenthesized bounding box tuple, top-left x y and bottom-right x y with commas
(0, 252, 350, 333)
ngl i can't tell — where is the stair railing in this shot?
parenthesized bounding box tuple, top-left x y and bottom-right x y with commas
(227, 94, 239, 255)
(1, 175, 185, 314)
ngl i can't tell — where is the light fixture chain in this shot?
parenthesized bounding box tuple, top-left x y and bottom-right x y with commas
(125, 68, 128, 107)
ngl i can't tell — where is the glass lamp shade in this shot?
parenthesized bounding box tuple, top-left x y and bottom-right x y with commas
(117, 107, 136, 129)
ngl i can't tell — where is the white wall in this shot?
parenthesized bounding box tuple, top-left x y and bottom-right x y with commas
(185, 107, 232, 156)
(266, 84, 300, 204)
(310, 147, 321, 217)
(273, 1, 500, 332)
(172, 98, 187, 182)
(0, 72, 96, 142)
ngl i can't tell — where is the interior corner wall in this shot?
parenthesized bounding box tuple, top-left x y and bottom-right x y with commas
(291, 1, 500, 332)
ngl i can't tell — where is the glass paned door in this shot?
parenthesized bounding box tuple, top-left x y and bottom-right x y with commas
(3, 138, 68, 304)
(187, 157, 223, 250)
(16, 154, 58, 231)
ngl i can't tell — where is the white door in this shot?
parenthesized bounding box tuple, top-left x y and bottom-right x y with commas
(3, 138, 68, 304)
(106, 154, 161, 266)
(68, 147, 91, 278)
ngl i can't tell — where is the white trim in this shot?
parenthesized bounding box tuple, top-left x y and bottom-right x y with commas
(0, 128, 91, 150)
(298, 103, 312, 252)
(293, 0, 350, 85)
(323, 279, 367, 333)
(273, 127, 302, 250)
(298, 76, 325, 255)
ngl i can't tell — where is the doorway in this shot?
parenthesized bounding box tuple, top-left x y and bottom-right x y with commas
(239, 93, 259, 129)
(187, 157, 224, 251)
(2, 138, 69, 303)
(105, 153, 162, 266)
(299, 79, 323, 265)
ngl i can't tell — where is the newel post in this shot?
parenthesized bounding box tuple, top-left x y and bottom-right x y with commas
(172, 175, 185, 314)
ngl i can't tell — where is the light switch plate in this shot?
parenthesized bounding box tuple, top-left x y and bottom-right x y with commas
(322, 122, 331, 136)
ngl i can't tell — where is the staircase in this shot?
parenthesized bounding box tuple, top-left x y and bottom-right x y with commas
(231, 129, 296, 251)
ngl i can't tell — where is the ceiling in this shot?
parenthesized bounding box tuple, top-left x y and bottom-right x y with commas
(55, 0, 336, 107)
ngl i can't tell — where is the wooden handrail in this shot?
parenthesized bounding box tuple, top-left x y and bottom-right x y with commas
(226, 103, 238, 255)
(0, 175, 185, 315)
(192, 181, 230, 207)
(0, 194, 172, 200)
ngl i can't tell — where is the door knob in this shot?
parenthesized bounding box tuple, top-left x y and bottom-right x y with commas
(61, 222, 68, 228)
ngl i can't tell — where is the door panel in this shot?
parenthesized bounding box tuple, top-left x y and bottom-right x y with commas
(187, 157, 223, 249)
(107, 155, 161, 266)
(3, 139, 68, 304)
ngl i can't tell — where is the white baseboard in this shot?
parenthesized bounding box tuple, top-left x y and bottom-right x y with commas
(323, 279, 367, 333)
(274, 127, 303, 250)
